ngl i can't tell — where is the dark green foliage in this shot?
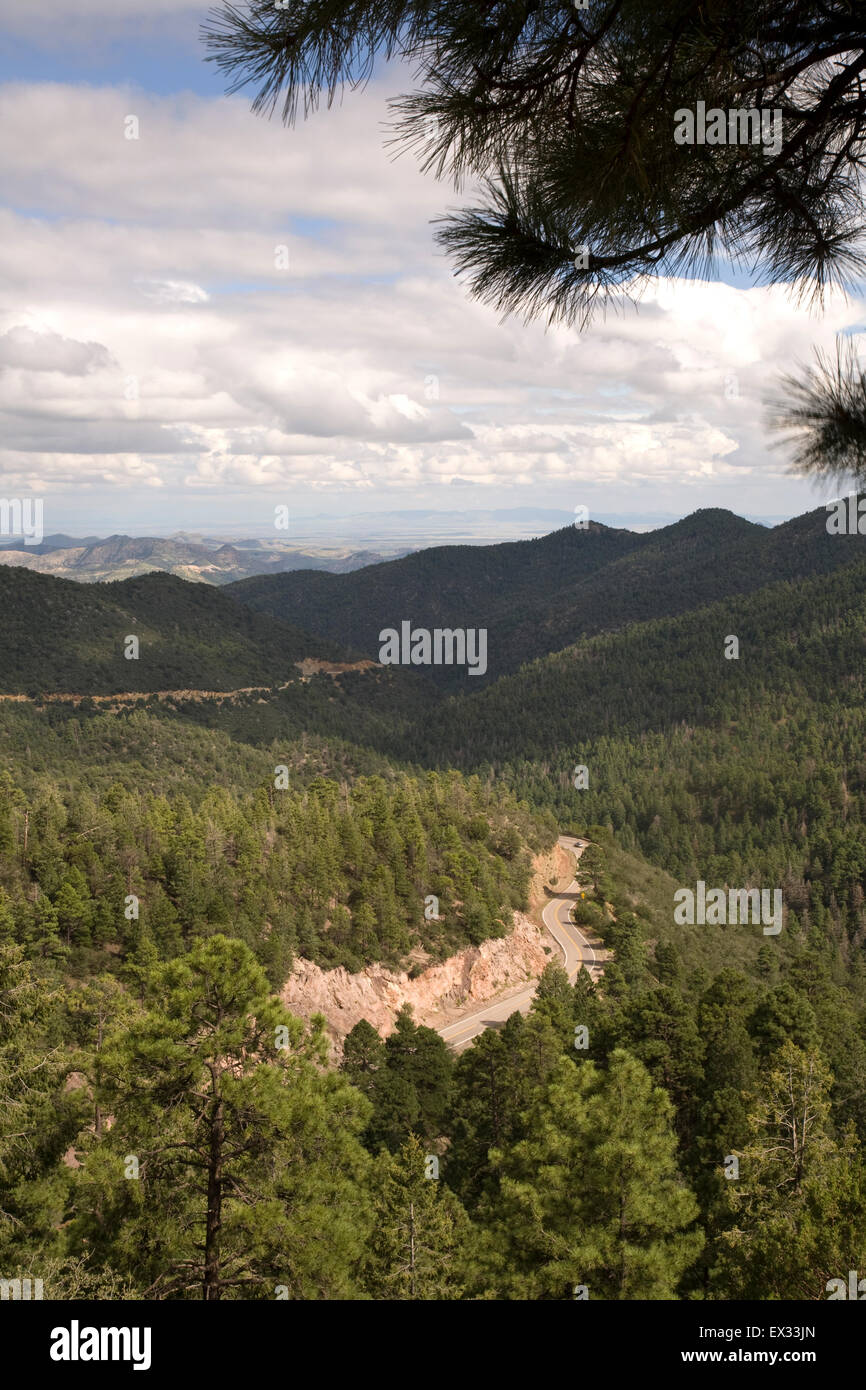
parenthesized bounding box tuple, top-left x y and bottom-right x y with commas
(231, 504, 866, 688)
(0, 565, 344, 694)
(343, 1006, 453, 1152)
(713, 1044, 866, 1300)
(767, 337, 866, 486)
(362, 1135, 471, 1300)
(0, 944, 87, 1269)
(0, 755, 550, 978)
(472, 1052, 703, 1299)
(68, 936, 373, 1299)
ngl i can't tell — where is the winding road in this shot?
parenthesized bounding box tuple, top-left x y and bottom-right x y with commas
(437, 835, 603, 1051)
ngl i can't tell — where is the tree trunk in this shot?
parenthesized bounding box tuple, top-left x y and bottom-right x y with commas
(408, 1201, 416, 1300)
(204, 1100, 224, 1300)
(95, 1014, 103, 1139)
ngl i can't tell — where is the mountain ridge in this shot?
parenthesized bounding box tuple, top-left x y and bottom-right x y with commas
(229, 503, 866, 685)
(0, 566, 355, 694)
(0, 533, 393, 584)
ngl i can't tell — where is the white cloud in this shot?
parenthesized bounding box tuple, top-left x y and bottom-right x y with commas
(0, 82, 446, 231)
(0, 325, 112, 374)
(137, 279, 210, 305)
(0, 79, 863, 516)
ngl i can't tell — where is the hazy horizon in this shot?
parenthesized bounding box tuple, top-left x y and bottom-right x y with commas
(0, 503, 812, 553)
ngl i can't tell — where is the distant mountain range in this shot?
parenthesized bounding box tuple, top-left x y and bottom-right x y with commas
(229, 505, 866, 686)
(2, 501, 862, 702)
(0, 533, 397, 584)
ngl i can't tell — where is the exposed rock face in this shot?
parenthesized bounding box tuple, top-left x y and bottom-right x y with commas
(280, 841, 576, 1058)
(293, 657, 377, 678)
(281, 910, 554, 1057)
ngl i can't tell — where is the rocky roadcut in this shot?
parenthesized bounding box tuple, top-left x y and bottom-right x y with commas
(281, 839, 604, 1054)
(282, 912, 551, 1053)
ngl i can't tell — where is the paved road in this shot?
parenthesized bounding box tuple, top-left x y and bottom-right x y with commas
(437, 835, 602, 1051)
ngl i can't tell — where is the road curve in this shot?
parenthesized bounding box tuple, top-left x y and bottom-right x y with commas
(437, 835, 602, 1051)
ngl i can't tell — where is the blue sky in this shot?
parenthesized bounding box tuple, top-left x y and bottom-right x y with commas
(0, 3, 211, 88)
(0, 1, 862, 539)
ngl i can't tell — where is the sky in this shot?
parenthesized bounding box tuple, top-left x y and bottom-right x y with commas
(1, 1, 864, 538)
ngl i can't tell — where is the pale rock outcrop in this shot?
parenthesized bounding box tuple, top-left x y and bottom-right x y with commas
(280, 840, 575, 1059)
(281, 911, 556, 1057)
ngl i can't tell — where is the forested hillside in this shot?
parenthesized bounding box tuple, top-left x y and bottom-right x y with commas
(0, 735, 552, 981)
(0, 567, 347, 693)
(385, 559, 866, 916)
(231, 504, 866, 685)
(230, 517, 643, 671)
(400, 555, 866, 751)
(4, 853, 864, 1299)
(3, 501, 866, 1302)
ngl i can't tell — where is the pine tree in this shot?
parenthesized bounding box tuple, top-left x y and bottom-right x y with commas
(477, 1051, 702, 1299)
(341, 1017, 385, 1102)
(72, 935, 373, 1299)
(446, 1027, 509, 1209)
(608, 986, 704, 1140)
(578, 844, 608, 895)
(363, 1134, 470, 1299)
(714, 1041, 866, 1299)
(0, 945, 81, 1267)
(65, 975, 140, 1141)
(530, 961, 573, 1043)
(750, 982, 819, 1059)
(767, 338, 866, 486)
(384, 1004, 453, 1143)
